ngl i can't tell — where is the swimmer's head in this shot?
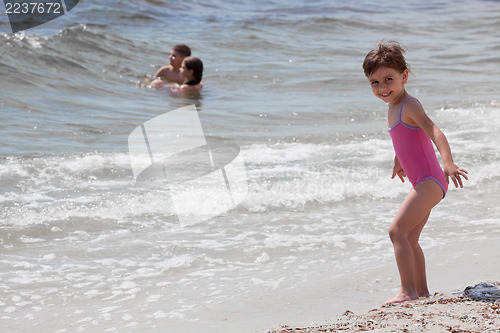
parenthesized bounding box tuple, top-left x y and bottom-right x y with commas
(181, 57, 203, 84)
(173, 44, 191, 57)
(363, 41, 409, 77)
(169, 44, 192, 68)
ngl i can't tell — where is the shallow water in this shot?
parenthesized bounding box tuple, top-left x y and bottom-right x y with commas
(1, 0, 500, 332)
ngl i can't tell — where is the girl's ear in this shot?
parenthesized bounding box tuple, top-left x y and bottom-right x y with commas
(402, 69, 409, 84)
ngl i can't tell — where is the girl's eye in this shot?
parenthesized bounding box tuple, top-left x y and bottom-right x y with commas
(385, 78, 392, 82)
(371, 81, 378, 85)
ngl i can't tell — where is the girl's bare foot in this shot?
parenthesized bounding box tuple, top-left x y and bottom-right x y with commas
(382, 291, 418, 306)
(417, 287, 431, 298)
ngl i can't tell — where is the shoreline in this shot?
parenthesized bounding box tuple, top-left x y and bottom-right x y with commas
(267, 282, 500, 333)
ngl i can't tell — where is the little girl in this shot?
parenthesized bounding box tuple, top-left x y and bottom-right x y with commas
(363, 41, 468, 305)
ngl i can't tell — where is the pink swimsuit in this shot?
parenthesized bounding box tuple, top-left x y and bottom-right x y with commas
(388, 98, 448, 197)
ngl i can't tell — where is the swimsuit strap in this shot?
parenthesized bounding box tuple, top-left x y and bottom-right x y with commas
(399, 97, 418, 122)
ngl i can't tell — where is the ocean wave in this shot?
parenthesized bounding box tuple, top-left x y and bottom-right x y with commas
(1, 121, 498, 226)
(0, 24, 144, 87)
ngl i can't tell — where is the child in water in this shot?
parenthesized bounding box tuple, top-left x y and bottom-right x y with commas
(362, 41, 468, 306)
(170, 56, 204, 94)
(152, 44, 191, 85)
(151, 56, 203, 94)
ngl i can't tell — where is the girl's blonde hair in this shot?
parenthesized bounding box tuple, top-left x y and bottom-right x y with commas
(363, 41, 409, 77)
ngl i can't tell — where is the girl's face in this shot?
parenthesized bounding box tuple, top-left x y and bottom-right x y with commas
(368, 66, 408, 104)
(180, 61, 194, 81)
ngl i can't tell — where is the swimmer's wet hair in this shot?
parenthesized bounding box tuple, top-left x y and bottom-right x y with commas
(184, 57, 203, 84)
(173, 44, 191, 57)
(363, 41, 409, 77)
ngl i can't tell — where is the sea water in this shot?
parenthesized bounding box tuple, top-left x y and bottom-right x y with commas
(1, 1, 499, 332)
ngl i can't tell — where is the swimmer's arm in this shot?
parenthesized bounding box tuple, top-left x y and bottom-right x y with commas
(407, 103, 468, 188)
(392, 155, 406, 182)
(153, 66, 170, 78)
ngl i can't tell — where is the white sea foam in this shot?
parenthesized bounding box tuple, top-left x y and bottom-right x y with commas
(1, 122, 498, 228)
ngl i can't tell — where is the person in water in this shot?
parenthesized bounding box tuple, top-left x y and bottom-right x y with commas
(149, 44, 191, 89)
(363, 41, 468, 306)
(152, 56, 203, 93)
(170, 56, 204, 93)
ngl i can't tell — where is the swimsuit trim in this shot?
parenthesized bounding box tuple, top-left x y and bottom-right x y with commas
(388, 97, 421, 131)
(415, 176, 447, 198)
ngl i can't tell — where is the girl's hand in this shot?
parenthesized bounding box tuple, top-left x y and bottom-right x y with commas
(444, 162, 468, 188)
(392, 157, 406, 183)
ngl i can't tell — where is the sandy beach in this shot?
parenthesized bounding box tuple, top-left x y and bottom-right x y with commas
(268, 282, 500, 333)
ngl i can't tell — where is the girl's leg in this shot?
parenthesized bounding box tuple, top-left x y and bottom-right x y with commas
(408, 212, 431, 297)
(383, 179, 442, 305)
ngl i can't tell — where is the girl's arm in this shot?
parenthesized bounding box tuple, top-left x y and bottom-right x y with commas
(392, 155, 406, 183)
(428, 125, 468, 188)
(404, 101, 468, 188)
